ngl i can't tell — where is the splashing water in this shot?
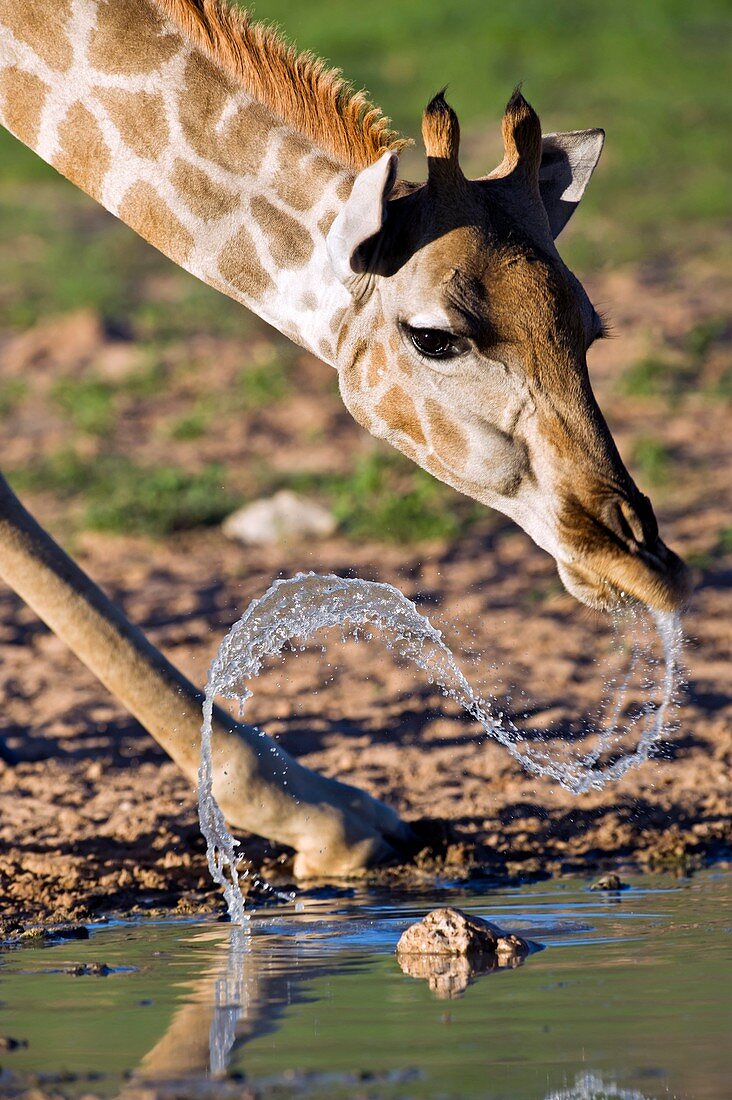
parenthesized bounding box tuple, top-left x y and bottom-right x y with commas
(198, 572, 682, 921)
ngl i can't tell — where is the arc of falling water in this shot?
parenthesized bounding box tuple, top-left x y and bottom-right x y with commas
(199, 572, 682, 923)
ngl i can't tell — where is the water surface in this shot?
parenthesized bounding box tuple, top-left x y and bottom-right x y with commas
(2, 869, 729, 1098)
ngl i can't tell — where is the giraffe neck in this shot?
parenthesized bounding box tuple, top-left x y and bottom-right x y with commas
(0, 0, 357, 363)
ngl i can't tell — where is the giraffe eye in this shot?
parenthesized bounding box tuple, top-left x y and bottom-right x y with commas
(407, 327, 462, 360)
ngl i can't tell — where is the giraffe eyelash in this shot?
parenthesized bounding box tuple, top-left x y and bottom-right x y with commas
(593, 308, 613, 340)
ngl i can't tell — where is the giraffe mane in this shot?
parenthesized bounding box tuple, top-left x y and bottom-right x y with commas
(152, 0, 409, 169)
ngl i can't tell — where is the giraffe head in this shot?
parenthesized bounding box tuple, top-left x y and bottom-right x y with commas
(326, 90, 689, 613)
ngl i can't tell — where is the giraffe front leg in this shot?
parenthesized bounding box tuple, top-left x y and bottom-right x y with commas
(0, 475, 412, 877)
(208, 707, 412, 877)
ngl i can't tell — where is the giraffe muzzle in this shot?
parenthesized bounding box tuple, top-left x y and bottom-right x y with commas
(556, 491, 691, 613)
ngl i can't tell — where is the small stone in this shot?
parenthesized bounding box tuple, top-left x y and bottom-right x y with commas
(398, 952, 477, 999)
(44, 924, 90, 941)
(65, 962, 112, 976)
(20, 923, 88, 943)
(0, 1036, 28, 1051)
(222, 491, 337, 545)
(396, 908, 532, 999)
(590, 873, 625, 891)
(396, 907, 530, 960)
(0, 919, 25, 941)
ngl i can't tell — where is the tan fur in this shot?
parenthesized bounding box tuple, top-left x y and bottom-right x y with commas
(0, 67, 48, 148)
(422, 91, 460, 165)
(1, 0, 73, 72)
(171, 158, 241, 219)
(275, 152, 338, 213)
(152, 0, 407, 169)
(250, 194, 314, 268)
(96, 88, 170, 160)
(217, 223, 275, 299)
(119, 181, 194, 264)
(425, 398, 469, 468)
(89, 0, 180, 75)
(367, 342, 387, 387)
(179, 52, 271, 169)
(491, 89, 543, 181)
(54, 102, 111, 201)
(375, 386, 427, 447)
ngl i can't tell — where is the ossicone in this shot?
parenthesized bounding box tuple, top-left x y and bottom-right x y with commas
(496, 85, 543, 183)
(422, 90, 464, 187)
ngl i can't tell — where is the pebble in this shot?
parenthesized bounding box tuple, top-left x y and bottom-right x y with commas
(222, 491, 337, 545)
(590, 873, 626, 891)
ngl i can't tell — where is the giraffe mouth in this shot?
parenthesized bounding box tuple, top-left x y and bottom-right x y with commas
(557, 541, 691, 614)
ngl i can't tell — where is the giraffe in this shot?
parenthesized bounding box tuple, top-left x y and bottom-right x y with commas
(0, 0, 689, 877)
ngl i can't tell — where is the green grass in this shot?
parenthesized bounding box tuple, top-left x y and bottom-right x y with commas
(166, 406, 213, 441)
(0, 378, 27, 417)
(9, 451, 239, 536)
(0, 182, 249, 336)
(619, 315, 731, 402)
(630, 436, 673, 487)
(685, 525, 732, 570)
(51, 375, 116, 436)
(284, 448, 483, 543)
(685, 316, 728, 360)
(236, 359, 291, 408)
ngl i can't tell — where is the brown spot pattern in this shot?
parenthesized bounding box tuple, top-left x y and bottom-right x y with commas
(0, 67, 48, 148)
(54, 102, 111, 200)
(424, 451, 468, 493)
(1, 0, 73, 72)
(250, 195, 313, 268)
(218, 223, 274, 300)
(366, 342, 386, 388)
(277, 132, 313, 163)
(346, 338, 368, 388)
(425, 397, 468, 469)
(274, 150, 338, 211)
(317, 210, 338, 238)
(171, 159, 241, 220)
(89, 0, 179, 75)
(153, 0, 405, 170)
(118, 181, 193, 266)
(336, 176, 353, 203)
(376, 386, 426, 446)
(318, 337, 334, 361)
(179, 55, 270, 172)
(96, 89, 169, 159)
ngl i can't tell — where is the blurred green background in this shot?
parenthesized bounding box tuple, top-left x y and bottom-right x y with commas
(0, 0, 729, 544)
(2, 0, 730, 272)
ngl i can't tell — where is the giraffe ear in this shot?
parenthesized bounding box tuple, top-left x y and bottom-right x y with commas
(538, 129, 604, 237)
(326, 151, 398, 285)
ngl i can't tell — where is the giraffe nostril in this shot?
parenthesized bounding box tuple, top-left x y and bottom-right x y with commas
(603, 499, 637, 544)
(603, 496, 657, 549)
(619, 499, 645, 544)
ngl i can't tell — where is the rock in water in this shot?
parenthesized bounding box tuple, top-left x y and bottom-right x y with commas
(396, 907, 529, 959)
(590, 873, 625, 891)
(396, 908, 531, 999)
(222, 491, 336, 545)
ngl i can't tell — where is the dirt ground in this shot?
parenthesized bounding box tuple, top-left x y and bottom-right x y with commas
(0, 263, 730, 930)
